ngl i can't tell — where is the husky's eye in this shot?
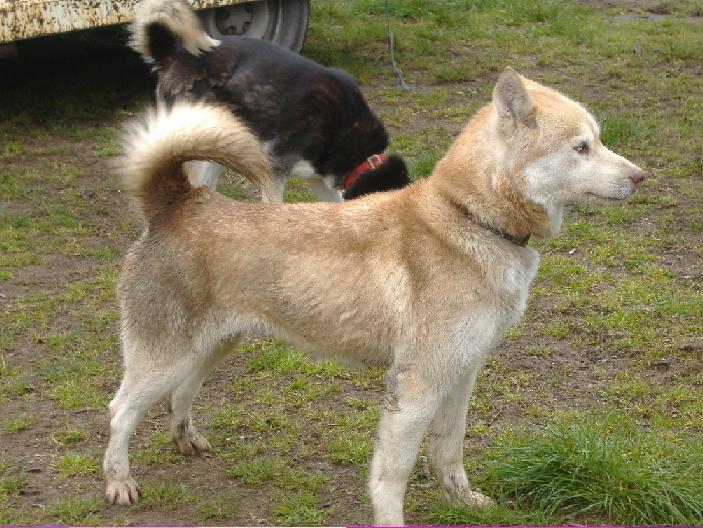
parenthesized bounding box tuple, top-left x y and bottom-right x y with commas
(574, 142, 589, 154)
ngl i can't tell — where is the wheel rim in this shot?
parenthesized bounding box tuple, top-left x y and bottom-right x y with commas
(206, 1, 274, 40)
(199, 0, 309, 52)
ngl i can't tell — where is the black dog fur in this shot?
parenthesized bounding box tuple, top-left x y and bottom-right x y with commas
(137, 16, 411, 199)
(343, 155, 410, 200)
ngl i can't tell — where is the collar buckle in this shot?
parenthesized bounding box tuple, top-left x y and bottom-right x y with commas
(342, 153, 387, 191)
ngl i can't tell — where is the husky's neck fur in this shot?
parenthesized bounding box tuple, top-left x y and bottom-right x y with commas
(430, 104, 552, 242)
(454, 202, 531, 247)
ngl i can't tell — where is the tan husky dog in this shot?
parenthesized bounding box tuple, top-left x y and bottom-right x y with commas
(103, 68, 645, 525)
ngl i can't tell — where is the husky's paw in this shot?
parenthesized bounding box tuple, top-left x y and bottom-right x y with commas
(442, 483, 494, 510)
(173, 429, 211, 455)
(459, 490, 494, 509)
(106, 477, 139, 505)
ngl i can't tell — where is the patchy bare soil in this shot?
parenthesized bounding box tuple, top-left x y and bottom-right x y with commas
(1, 1, 702, 525)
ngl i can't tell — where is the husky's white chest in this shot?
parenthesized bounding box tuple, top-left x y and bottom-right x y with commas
(501, 246, 540, 316)
(452, 247, 540, 366)
(483, 247, 540, 337)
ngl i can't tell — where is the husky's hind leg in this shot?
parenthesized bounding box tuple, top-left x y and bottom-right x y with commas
(168, 335, 241, 455)
(103, 333, 228, 505)
(103, 338, 171, 505)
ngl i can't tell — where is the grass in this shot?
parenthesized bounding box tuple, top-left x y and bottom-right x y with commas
(50, 496, 103, 525)
(198, 497, 239, 520)
(138, 481, 195, 510)
(272, 489, 328, 526)
(326, 431, 373, 465)
(133, 431, 183, 466)
(1, 416, 32, 432)
(52, 429, 86, 446)
(1, 0, 702, 524)
(484, 414, 703, 524)
(430, 500, 564, 525)
(48, 378, 110, 410)
(56, 453, 99, 478)
(0, 474, 26, 498)
(227, 456, 287, 484)
(245, 339, 346, 378)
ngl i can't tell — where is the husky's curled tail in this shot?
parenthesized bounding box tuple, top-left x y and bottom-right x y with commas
(120, 102, 274, 221)
(130, 0, 218, 67)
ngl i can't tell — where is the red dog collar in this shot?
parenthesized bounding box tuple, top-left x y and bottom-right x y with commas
(342, 154, 386, 191)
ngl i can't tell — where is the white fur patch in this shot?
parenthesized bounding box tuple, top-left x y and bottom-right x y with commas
(289, 160, 318, 180)
(120, 102, 274, 216)
(130, 0, 220, 64)
(525, 138, 639, 235)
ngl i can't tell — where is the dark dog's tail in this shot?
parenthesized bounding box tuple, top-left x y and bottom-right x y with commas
(344, 155, 412, 200)
(120, 102, 274, 222)
(130, 0, 219, 67)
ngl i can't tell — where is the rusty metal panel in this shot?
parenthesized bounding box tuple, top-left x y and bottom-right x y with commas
(0, 0, 249, 43)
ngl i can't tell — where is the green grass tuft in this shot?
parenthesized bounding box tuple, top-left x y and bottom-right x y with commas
(272, 489, 328, 526)
(52, 428, 86, 446)
(198, 497, 240, 519)
(245, 339, 346, 378)
(0, 474, 26, 498)
(431, 500, 563, 525)
(1, 416, 32, 432)
(56, 453, 99, 478)
(132, 431, 182, 466)
(411, 150, 443, 180)
(227, 456, 287, 484)
(50, 496, 102, 525)
(138, 481, 194, 509)
(326, 430, 373, 465)
(485, 415, 703, 524)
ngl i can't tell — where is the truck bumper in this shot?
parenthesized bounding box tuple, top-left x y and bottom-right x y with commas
(0, 0, 247, 43)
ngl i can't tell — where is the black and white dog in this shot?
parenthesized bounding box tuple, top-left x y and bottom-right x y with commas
(130, 0, 411, 201)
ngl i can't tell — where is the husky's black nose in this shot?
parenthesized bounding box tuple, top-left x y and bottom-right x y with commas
(629, 169, 646, 186)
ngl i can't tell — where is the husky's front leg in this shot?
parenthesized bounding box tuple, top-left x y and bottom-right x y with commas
(368, 367, 446, 526)
(427, 368, 493, 509)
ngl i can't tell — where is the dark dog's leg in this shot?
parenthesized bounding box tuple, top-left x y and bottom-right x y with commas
(186, 161, 226, 190)
(262, 176, 287, 203)
(308, 177, 343, 202)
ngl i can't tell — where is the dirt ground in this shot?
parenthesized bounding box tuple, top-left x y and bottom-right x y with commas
(1, 0, 702, 525)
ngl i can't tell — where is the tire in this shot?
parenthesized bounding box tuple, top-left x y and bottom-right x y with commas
(198, 0, 309, 53)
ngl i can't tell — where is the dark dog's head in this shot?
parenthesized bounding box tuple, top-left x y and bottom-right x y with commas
(343, 155, 411, 200)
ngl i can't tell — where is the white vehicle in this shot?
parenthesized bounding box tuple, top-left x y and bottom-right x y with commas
(0, 0, 309, 58)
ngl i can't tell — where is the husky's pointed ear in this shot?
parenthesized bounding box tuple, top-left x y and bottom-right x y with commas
(493, 67, 536, 137)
